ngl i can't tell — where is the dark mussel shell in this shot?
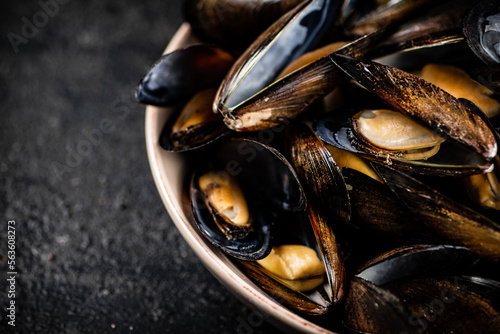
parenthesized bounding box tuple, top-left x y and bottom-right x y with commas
(190, 138, 306, 260)
(383, 276, 500, 333)
(315, 109, 493, 176)
(236, 260, 330, 316)
(328, 54, 497, 162)
(341, 0, 434, 37)
(136, 44, 235, 106)
(373, 163, 500, 261)
(368, 1, 471, 58)
(463, 0, 500, 65)
(215, 0, 342, 129)
(344, 275, 500, 333)
(342, 168, 442, 244)
(343, 277, 420, 333)
(356, 244, 477, 285)
(286, 121, 351, 223)
(184, 0, 303, 49)
(159, 89, 230, 152)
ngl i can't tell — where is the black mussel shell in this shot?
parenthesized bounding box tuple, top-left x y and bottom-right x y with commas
(136, 44, 234, 106)
(190, 138, 306, 260)
(357, 245, 477, 285)
(373, 163, 500, 261)
(463, 0, 500, 65)
(342, 168, 443, 243)
(236, 260, 330, 316)
(315, 109, 493, 176)
(216, 0, 341, 125)
(343, 277, 419, 333)
(341, 0, 434, 37)
(191, 173, 272, 260)
(286, 122, 351, 223)
(159, 90, 230, 152)
(383, 276, 500, 333)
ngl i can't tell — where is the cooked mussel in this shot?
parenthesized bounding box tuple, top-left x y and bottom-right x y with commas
(159, 88, 230, 151)
(216, 30, 382, 131)
(190, 138, 306, 260)
(136, 44, 235, 106)
(463, 0, 500, 65)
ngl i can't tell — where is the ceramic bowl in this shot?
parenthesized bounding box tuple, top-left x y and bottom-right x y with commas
(145, 23, 336, 333)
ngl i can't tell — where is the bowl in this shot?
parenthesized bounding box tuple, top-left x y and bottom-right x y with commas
(145, 23, 335, 333)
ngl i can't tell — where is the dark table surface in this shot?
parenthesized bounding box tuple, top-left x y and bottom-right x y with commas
(0, 1, 285, 333)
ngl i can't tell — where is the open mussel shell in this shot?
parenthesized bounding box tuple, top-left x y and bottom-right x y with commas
(373, 163, 500, 261)
(356, 244, 477, 286)
(159, 89, 230, 152)
(136, 44, 235, 106)
(190, 138, 306, 260)
(286, 122, 351, 223)
(217, 31, 383, 132)
(215, 0, 344, 131)
(315, 109, 493, 176)
(463, 0, 500, 65)
(184, 0, 303, 49)
(329, 54, 497, 161)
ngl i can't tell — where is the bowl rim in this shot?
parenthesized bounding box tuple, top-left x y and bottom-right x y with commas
(144, 22, 337, 334)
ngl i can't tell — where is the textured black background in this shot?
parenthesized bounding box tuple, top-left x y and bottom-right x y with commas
(0, 1, 284, 333)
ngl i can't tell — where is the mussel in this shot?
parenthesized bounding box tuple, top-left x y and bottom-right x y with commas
(190, 138, 305, 260)
(136, 44, 235, 106)
(316, 54, 498, 175)
(373, 163, 500, 261)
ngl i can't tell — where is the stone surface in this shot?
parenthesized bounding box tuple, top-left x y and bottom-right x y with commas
(0, 1, 285, 333)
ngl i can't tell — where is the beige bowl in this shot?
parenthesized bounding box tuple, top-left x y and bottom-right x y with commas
(145, 23, 336, 333)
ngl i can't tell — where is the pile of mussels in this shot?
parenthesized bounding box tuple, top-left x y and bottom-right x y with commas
(137, 0, 500, 332)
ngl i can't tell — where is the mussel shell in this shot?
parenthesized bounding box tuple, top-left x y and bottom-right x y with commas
(236, 260, 330, 316)
(191, 172, 272, 260)
(342, 168, 443, 243)
(136, 44, 234, 106)
(159, 91, 230, 152)
(373, 163, 500, 261)
(215, 0, 341, 122)
(368, 2, 471, 58)
(190, 138, 306, 260)
(286, 122, 351, 223)
(357, 245, 477, 286)
(383, 276, 500, 333)
(342, 0, 434, 37)
(343, 277, 419, 333)
(218, 31, 383, 131)
(184, 0, 303, 49)
(463, 0, 500, 65)
(315, 110, 493, 176)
